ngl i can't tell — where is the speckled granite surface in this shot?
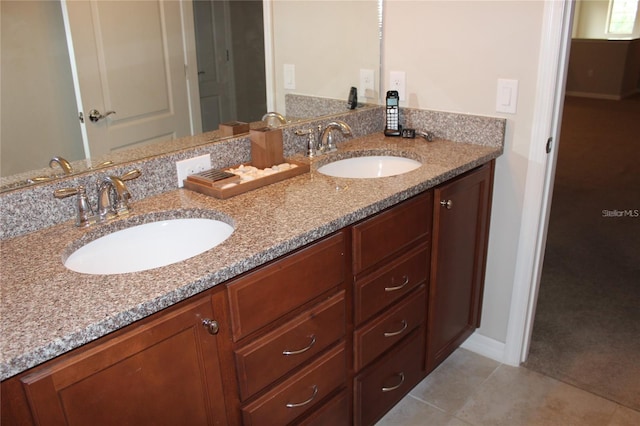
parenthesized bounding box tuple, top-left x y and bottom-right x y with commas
(0, 108, 505, 381)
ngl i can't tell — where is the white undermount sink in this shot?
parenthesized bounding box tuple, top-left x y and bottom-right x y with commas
(317, 155, 422, 178)
(64, 218, 234, 275)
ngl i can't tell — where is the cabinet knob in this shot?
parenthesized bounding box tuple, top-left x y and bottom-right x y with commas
(440, 199, 453, 209)
(202, 319, 219, 335)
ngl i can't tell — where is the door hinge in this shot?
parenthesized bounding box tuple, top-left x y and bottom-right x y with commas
(545, 137, 553, 154)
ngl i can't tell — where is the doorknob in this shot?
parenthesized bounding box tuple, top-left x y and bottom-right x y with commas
(88, 109, 116, 123)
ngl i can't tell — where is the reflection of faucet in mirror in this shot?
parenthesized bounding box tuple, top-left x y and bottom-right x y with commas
(49, 156, 73, 175)
(2, 0, 382, 192)
(319, 121, 353, 153)
(262, 112, 287, 128)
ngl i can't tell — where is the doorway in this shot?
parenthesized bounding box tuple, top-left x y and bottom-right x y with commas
(192, 0, 266, 132)
(524, 17, 640, 411)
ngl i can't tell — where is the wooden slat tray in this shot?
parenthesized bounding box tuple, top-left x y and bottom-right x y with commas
(183, 160, 309, 199)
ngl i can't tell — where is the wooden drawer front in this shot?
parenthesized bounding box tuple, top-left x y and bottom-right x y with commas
(355, 329, 426, 426)
(241, 344, 346, 426)
(228, 232, 346, 341)
(352, 191, 432, 274)
(354, 244, 429, 326)
(298, 389, 350, 426)
(354, 286, 426, 371)
(235, 292, 346, 400)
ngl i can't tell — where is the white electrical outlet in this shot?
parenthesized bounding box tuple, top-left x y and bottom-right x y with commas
(390, 71, 406, 101)
(176, 154, 211, 187)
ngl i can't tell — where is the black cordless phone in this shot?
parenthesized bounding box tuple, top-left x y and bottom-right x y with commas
(384, 90, 401, 136)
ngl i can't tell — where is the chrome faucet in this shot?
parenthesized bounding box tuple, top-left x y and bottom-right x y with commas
(54, 169, 141, 227)
(262, 111, 287, 128)
(97, 176, 131, 220)
(319, 121, 353, 153)
(49, 156, 73, 175)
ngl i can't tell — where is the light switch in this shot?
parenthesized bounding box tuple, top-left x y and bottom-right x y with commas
(284, 64, 295, 90)
(496, 79, 518, 114)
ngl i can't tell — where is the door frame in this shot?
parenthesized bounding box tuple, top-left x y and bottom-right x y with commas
(502, 0, 575, 365)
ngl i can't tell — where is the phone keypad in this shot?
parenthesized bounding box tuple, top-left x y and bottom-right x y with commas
(386, 107, 398, 130)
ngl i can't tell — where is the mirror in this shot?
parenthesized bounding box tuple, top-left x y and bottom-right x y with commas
(0, 0, 382, 191)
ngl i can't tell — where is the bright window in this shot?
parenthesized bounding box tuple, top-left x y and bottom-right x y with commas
(607, 0, 638, 34)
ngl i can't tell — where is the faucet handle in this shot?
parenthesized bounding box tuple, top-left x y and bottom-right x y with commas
(54, 185, 95, 227)
(119, 168, 141, 182)
(295, 128, 320, 158)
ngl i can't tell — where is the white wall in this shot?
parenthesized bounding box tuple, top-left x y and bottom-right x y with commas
(383, 0, 546, 343)
(0, 0, 84, 177)
(271, 0, 381, 113)
(574, 0, 640, 39)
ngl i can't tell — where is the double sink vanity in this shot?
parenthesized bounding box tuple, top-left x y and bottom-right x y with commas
(1, 109, 504, 425)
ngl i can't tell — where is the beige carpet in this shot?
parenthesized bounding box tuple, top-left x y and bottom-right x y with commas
(524, 94, 640, 411)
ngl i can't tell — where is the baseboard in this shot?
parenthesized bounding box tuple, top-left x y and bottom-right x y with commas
(565, 91, 623, 100)
(460, 331, 508, 365)
(565, 89, 640, 100)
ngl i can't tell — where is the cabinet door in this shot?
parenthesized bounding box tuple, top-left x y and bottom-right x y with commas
(20, 296, 228, 426)
(427, 161, 493, 372)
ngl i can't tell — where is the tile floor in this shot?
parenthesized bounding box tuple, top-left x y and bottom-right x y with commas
(376, 348, 640, 426)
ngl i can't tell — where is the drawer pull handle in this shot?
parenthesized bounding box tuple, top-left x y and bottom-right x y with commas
(383, 320, 408, 337)
(282, 335, 316, 356)
(385, 275, 409, 292)
(286, 385, 318, 408)
(382, 372, 405, 393)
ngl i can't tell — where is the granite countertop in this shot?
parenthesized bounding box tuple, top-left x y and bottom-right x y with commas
(0, 133, 502, 380)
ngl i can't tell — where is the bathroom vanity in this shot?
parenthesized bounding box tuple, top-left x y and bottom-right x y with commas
(1, 123, 501, 425)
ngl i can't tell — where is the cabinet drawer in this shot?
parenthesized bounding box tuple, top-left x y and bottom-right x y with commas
(354, 286, 426, 371)
(227, 232, 346, 341)
(354, 244, 429, 326)
(352, 191, 432, 274)
(354, 328, 426, 426)
(241, 344, 346, 426)
(235, 292, 346, 400)
(298, 389, 350, 426)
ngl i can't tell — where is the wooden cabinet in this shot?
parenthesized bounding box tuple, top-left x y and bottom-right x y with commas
(1, 161, 495, 426)
(6, 293, 230, 426)
(354, 327, 426, 426)
(427, 161, 494, 372)
(229, 231, 348, 424)
(227, 232, 346, 342)
(351, 191, 432, 425)
(234, 292, 345, 400)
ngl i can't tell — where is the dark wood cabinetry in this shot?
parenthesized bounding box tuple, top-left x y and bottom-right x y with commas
(427, 161, 494, 372)
(1, 161, 495, 425)
(6, 293, 229, 426)
(228, 231, 348, 425)
(351, 191, 432, 425)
